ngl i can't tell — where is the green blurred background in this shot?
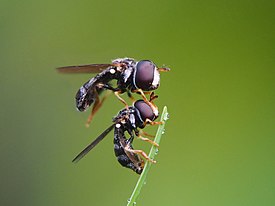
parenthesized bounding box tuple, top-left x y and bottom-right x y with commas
(1, 0, 274, 205)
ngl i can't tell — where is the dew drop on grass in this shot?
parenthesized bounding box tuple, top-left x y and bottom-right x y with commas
(163, 112, 169, 121)
(155, 148, 159, 155)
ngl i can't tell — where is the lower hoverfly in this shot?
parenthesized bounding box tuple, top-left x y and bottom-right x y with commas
(72, 93, 162, 174)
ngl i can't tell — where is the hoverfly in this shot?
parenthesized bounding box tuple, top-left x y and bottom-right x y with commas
(57, 58, 169, 126)
(72, 94, 162, 174)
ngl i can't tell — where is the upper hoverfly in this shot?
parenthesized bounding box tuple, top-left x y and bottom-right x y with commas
(57, 57, 170, 126)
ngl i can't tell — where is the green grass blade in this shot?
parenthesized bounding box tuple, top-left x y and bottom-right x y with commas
(127, 106, 169, 206)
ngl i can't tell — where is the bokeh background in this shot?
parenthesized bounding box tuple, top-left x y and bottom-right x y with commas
(1, 0, 274, 205)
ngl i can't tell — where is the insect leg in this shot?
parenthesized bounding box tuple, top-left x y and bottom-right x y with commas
(114, 91, 129, 109)
(124, 144, 156, 164)
(142, 118, 163, 128)
(139, 130, 155, 138)
(101, 84, 119, 92)
(127, 90, 136, 103)
(85, 89, 111, 127)
(133, 89, 150, 103)
(99, 84, 130, 108)
(137, 135, 159, 147)
(149, 91, 158, 102)
(133, 89, 159, 117)
(134, 129, 159, 147)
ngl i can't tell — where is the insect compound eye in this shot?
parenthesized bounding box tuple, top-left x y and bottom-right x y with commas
(134, 100, 156, 122)
(134, 60, 159, 91)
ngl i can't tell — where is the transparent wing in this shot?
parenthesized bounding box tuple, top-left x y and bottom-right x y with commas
(57, 64, 113, 73)
(72, 124, 115, 163)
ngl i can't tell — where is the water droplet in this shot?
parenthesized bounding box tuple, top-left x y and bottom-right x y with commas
(127, 198, 130, 203)
(164, 113, 170, 121)
(133, 202, 137, 205)
(155, 148, 159, 155)
(144, 181, 147, 185)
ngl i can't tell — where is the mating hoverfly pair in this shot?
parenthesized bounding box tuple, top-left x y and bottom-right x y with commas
(57, 58, 170, 174)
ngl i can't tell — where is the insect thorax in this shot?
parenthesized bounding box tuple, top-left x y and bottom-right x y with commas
(112, 58, 137, 90)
